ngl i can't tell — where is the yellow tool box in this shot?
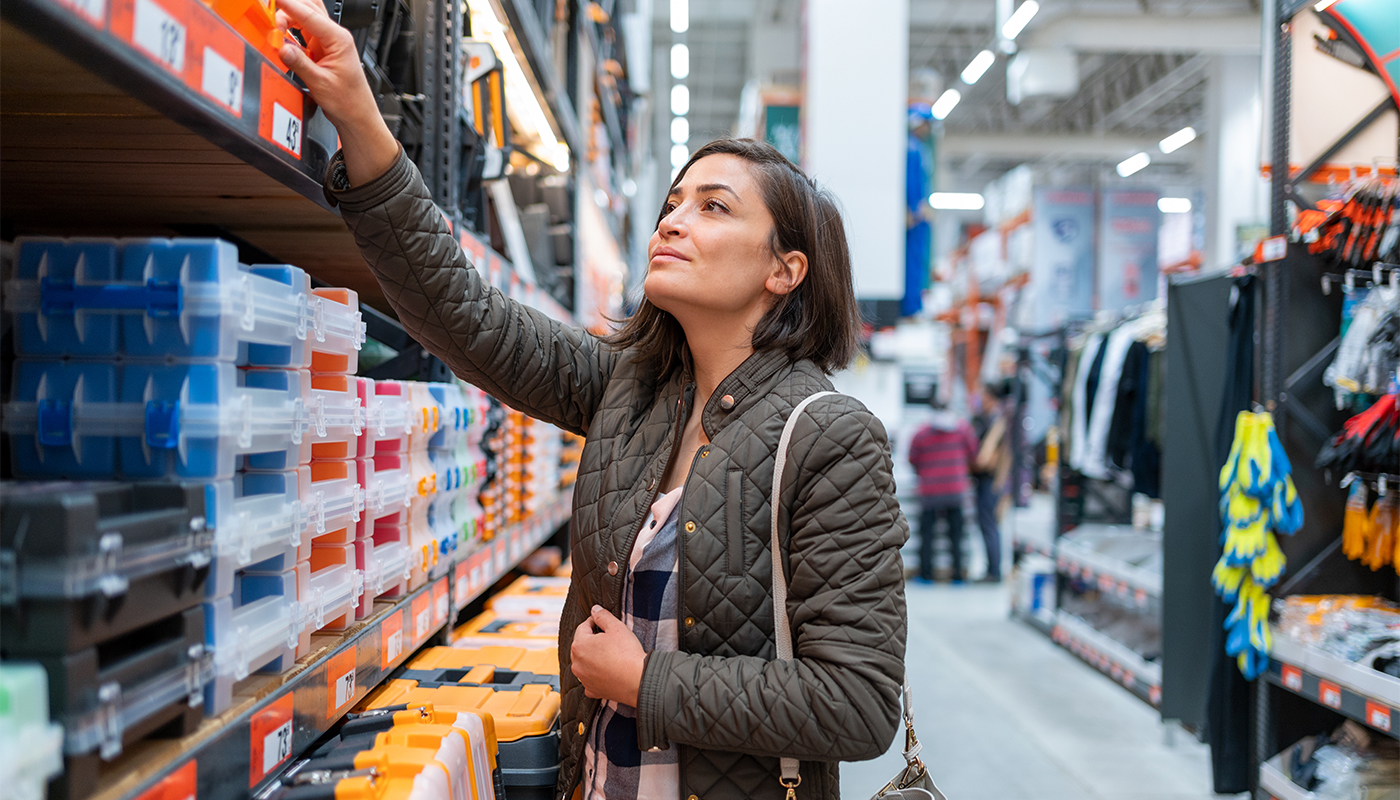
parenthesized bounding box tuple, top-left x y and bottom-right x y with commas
(406, 645, 560, 689)
(360, 681, 560, 800)
(451, 611, 559, 650)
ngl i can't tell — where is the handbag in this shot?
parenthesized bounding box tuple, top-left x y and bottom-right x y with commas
(769, 392, 948, 800)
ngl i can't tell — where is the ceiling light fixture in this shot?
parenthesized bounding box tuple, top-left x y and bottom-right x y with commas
(670, 0, 688, 33)
(1001, 0, 1039, 40)
(671, 43, 689, 79)
(931, 88, 961, 120)
(1158, 126, 1197, 153)
(671, 144, 689, 168)
(928, 192, 986, 210)
(465, 0, 570, 171)
(960, 50, 996, 85)
(1117, 152, 1151, 177)
(1158, 197, 1192, 213)
(671, 84, 690, 116)
(1314, 0, 1338, 10)
(671, 116, 689, 144)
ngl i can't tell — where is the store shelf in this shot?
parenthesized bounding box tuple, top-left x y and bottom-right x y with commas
(1013, 607, 1055, 637)
(1052, 609, 1162, 707)
(1012, 536, 1054, 559)
(1259, 754, 1313, 800)
(1267, 632, 1399, 738)
(1055, 535, 1161, 606)
(94, 489, 573, 800)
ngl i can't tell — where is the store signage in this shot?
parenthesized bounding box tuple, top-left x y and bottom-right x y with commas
(1027, 187, 1095, 329)
(249, 693, 295, 786)
(1098, 189, 1161, 312)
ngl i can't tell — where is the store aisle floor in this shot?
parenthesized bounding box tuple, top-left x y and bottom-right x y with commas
(840, 583, 1232, 800)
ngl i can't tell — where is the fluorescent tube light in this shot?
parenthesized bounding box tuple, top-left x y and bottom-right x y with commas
(931, 88, 961, 120)
(928, 192, 985, 210)
(1117, 152, 1151, 177)
(671, 44, 689, 79)
(670, 0, 688, 32)
(465, 0, 570, 171)
(961, 50, 996, 85)
(671, 116, 689, 144)
(1158, 197, 1192, 213)
(1158, 127, 1197, 154)
(671, 144, 689, 168)
(671, 84, 690, 116)
(1001, 0, 1039, 40)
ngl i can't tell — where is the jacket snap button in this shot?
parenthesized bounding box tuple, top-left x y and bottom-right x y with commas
(607, 561, 619, 576)
(700, 449, 708, 458)
(689, 794, 699, 800)
(719, 394, 735, 410)
(684, 521, 696, 533)
(578, 722, 586, 735)
(684, 616, 695, 627)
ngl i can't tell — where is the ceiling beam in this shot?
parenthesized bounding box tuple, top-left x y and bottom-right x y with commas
(941, 133, 1196, 163)
(1096, 54, 1209, 131)
(1024, 15, 1262, 54)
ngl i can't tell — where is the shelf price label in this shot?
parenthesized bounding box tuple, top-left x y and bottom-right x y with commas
(259, 64, 303, 159)
(1318, 680, 1342, 709)
(381, 609, 405, 669)
(132, 0, 187, 72)
(249, 693, 295, 786)
(433, 579, 449, 627)
(1364, 701, 1391, 733)
(184, 5, 244, 115)
(412, 592, 432, 642)
(55, 0, 107, 28)
(1281, 665, 1303, 692)
(1148, 686, 1161, 706)
(493, 537, 508, 575)
(199, 47, 241, 113)
(326, 648, 358, 718)
(454, 561, 470, 607)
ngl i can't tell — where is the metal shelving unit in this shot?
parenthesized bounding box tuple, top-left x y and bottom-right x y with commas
(97, 492, 571, 800)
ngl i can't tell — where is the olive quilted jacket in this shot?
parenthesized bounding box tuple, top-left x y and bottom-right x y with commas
(327, 149, 910, 800)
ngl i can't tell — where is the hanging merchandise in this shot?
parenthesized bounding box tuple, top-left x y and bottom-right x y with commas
(1297, 176, 1399, 268)
(1316, 393, 1399, 475)
(1212, 411, 1305, 679)
(1322, 279, 1399, 403)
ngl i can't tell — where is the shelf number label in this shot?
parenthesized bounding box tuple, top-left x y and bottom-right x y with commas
(1281, 665, 1303, 692)
(61, 0, 107, 26)
(271, 103, 302, 157)
(1364, 701, 1391, 733)
(381, 610, 405, 669)
(413, 593, 431, 641)
(433, 579, 449, 626)
(132, 0, 186, 73)
(200, 47, 241, 114)
(1318, 681, 1342, 709)
(326, 649, 358, 718)
(454, 562, 470, 606)
(249, 693, 295, 786)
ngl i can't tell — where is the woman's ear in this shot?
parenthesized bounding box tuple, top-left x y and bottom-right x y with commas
(767, 250, 809, 296)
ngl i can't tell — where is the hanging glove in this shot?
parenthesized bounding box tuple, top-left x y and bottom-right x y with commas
(1212, 557, 1249, 601)
(1250, 531, 1286, 588)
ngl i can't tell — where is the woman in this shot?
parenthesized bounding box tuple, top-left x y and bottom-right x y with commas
(274, 3, 909, 798)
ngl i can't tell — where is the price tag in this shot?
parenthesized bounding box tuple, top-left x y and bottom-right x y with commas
(454, 561, 470, 606)
(1281, 665, 1303, 691)
(131, 0, 187, 73)
(326, 648, 357, 718)
(1123, 672, 1137, 689)
(433, 579, 449, 627)
(381, 610, 405, 669)
(1097, 575, 1113, 592)
(1318, 680, 1342, 709)
(1260, 235, 1287, 263)
(136, 759, 197, 800)
(1364, 701, 1391, 732)
(1134, 589, 1149, 606)
(1109, 664, 1123, 680)
(248, 693, 294, 786)
(199, 47, 241, 113)
(1149, 686, 1162, 705)
(57, 0, 107, 27)
(412, 592, 432, 642)
(493, 537, 508, 574)
(259, 64, 303, 159)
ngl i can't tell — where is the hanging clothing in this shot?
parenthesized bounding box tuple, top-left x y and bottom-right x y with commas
(1081, 325, 1137, 480)
(1069, 333, 1106, 472)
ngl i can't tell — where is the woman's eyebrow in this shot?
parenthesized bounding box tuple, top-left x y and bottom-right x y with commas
(667, 183, 741, 201)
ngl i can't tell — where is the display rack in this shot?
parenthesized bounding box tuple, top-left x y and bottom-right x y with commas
(93, 491, 571, 800)
(1051, 610, 1162, 707)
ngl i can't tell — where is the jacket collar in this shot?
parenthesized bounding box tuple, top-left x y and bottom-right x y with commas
(698, 348, 794, 439)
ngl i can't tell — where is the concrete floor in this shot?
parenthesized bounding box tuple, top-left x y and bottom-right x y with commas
(839, 582, 1236, 800)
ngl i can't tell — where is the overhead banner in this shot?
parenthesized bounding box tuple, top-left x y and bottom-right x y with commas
(1099, 190, 1161, 312)
(1025, 187, 1095, 329)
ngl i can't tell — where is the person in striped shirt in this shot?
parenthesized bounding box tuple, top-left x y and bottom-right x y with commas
(907, 396, 979, 583)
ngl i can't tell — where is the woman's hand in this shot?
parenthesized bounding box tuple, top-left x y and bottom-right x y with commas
(274, 0, 399, 185)
(571, 605, 645, 707)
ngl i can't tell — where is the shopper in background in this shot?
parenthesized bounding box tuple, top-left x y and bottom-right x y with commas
(971, 385, 1011, 584)
(270, 3, 909, 798)
(904, 105, 934, 318)
(908, 395, 979, 583)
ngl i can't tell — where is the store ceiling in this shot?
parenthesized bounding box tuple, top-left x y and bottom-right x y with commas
(652, 0, 1262, 190)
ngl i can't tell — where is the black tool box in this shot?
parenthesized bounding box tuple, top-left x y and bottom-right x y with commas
(1, 481, 212, 655)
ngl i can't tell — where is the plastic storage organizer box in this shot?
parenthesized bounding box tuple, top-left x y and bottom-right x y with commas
(5, 238, 365, 366)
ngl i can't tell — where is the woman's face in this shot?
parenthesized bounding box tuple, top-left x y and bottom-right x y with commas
(644, 154, 802, 325)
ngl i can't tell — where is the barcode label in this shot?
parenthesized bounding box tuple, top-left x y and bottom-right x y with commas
(271, 102, 301, 156)
(132, 0, 185, 72)
(201, 46, 241, 113)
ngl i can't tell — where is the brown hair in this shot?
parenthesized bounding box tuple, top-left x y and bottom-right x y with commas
(604, 138, 861, 377)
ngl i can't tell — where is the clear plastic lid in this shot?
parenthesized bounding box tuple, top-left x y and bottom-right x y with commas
(299, 462, 364, 539)
(1, 523, 213, 603)
(302, 564, 363, 632)
(63, 645, 211, 758)
(307, 374, 364, 456)
(207, 594, 302, 681)
(363, 383, 413, 448)
(363, 539, 411, 599)
(210, 472, 306, 564)
(360, 457, 411, 519)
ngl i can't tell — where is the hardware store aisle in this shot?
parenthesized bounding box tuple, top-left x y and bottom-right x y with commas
(841, 583, 1232, 800)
